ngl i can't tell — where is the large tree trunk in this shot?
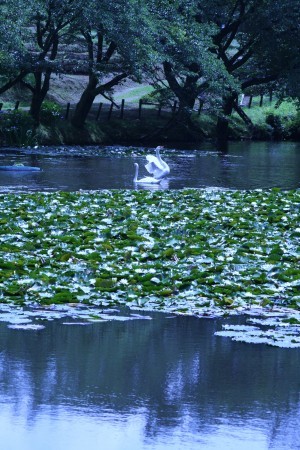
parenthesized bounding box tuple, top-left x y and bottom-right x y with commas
(163, 61, 198, 115)
(29, 72, 51, 127)
(30, 93, 44, 126)
(71, 72, 127, 128)
(71, 76, 98, 128)
(216, 95, 235, 146)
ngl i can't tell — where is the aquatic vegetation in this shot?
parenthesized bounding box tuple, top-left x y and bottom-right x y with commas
(7, 324, 46, 330)
(0, 187, 299, 344)
(215, 311, 300, 348)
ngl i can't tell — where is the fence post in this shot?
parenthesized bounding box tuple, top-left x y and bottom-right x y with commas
(248, 96, 253, 108)
(107, 102, 113, 120)
(157, 105, 162, 117)
(198, 99, 204, 115)
(269, 90, 273, 103)
(172, 101, 177, 116)
(259, 94, 264, 107)
(65, 102, 70, 119)
(138, 99, 143, 119)
(14, 101, 20, 110)
(120, 99, 125, 119)
(96, 103, 103, 121)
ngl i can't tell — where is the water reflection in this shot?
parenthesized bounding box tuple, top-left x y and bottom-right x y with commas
(0, 314, 300, 449)
(0, 141, 299, 191)
(134, 178, 170, 191)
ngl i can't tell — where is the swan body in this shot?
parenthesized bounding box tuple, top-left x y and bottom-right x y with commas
(133, 163, 161, 184)
(145, 146, 170, 180)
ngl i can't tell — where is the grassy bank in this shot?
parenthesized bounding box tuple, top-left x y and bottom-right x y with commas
(0, 99, 299, 147)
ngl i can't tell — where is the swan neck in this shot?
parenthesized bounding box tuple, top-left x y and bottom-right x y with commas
(156, 147, 163, 164)
(133, 164, 139, 182)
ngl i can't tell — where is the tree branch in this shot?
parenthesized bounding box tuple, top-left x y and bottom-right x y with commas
(232, 101, 253, 126)
(103, 42, 117, 62)
(93, 73, 127, 96)
(242, 74, 277, 90)
(0, 71, 29, 94)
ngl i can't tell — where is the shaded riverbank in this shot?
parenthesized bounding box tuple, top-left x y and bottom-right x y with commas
(1, 102, 300, 147)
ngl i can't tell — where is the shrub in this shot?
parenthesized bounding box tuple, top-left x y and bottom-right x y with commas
(40, 101, 63, 125)
(142, 87, 176, 107)
(0, 110, 36, 146)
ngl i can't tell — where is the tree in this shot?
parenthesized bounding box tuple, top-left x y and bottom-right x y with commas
(152, 0, 300, 141)
(197, 0, 300, 140)
(17, 0, 83, 125)
(71, 0, 160, 128)
(0, 0, 31, 93)
(143, 0, 237, 138)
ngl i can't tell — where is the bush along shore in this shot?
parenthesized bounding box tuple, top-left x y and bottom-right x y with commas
(0, 188, 300, 347)
(0, 100, 300, 147)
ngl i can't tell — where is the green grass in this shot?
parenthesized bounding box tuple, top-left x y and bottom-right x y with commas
(113, 85, 154, 104)
(246, 99, 298, 123)
(228, 99, 300, 140)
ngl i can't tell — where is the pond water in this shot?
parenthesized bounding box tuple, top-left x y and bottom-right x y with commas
(0, 141, 300, 191)
(1, 311, 300, 450)
(1, 140, 300, 449)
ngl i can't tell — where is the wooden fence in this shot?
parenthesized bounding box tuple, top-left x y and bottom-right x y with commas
(63, 99, 187, 121)
(0, 92, 274, 122)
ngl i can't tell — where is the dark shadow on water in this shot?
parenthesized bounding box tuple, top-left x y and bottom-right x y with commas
(0, 314, 299, 449)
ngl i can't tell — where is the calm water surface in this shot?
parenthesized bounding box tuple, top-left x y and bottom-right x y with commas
(0, 141, 300, 191)
(1, 141, 300, 449)
(0, 313, 300, 450)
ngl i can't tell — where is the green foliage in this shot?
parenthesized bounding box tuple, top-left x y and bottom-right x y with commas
(142, 87, 176, 106)
(0, 0, 299, 134)
(0, 0, 30, 77)
(40, 101, 63, 125)
(0, 110, 35, 146)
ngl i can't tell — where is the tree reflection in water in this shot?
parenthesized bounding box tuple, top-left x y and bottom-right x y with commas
(0, 313, 299, 449)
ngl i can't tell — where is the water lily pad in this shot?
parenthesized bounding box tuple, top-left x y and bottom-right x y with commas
(8, 324, 45, 330)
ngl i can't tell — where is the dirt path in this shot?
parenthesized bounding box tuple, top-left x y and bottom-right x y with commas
(48, 75, 152, 106)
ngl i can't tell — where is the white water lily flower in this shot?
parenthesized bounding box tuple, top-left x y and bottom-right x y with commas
(77, 295, 90, 301)
(80, 286, 91, 293)
(150, 277, 160, 284)
(144, 242, 154, 249)
(119, 279, 129, 285)
(17, 278, 34, 285)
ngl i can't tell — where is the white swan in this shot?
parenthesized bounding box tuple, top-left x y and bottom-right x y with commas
(145, 146, 170, 180)
(133, 163, 161, 184)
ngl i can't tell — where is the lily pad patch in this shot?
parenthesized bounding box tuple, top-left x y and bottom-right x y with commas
(215, 309, 300, 348)
(0, 188, 300, 344)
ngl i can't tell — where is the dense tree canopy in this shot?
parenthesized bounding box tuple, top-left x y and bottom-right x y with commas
(0, 0, 30, 89)
(71, 0, 160, 127)
(0, 0, 299, 135)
